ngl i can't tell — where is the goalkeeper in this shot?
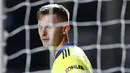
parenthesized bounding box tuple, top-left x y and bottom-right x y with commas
(37, 4, 93, 73)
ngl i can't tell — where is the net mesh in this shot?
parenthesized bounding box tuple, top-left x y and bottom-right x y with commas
(3, 0, 130, 73)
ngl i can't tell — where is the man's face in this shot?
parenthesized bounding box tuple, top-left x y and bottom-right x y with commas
(38, 14, 64, 47)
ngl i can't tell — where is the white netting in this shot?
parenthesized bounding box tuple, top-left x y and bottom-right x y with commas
(0, 0, 4, 73)
(3, 0, 130, 73)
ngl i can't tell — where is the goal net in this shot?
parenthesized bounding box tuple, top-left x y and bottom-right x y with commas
(3, 0, 130, 73)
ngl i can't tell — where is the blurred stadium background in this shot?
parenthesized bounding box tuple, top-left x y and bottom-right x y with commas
(1, 0, 130, 73)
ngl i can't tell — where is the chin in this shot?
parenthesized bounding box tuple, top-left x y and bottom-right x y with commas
(43, 42, 53, 47)
(42, 43, 49, 47)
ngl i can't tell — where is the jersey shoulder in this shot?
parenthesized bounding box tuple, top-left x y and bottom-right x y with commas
(52, 46, 93, 73)
(57, 45, 84, 60)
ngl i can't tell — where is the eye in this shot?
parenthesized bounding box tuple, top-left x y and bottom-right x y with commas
(45, 26, 50, 29)
(45, 25, 54, 29)
(38, 25, 43, 29)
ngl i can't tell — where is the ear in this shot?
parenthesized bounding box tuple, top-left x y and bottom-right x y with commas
(63, 24, 70, 34)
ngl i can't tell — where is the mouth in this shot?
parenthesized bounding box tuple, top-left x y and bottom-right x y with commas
(42, 39, 49, 42)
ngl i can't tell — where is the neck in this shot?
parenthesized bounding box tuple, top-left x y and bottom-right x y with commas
(53, 35, 68, 58)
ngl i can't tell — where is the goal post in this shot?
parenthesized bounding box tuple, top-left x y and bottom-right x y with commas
(0, 0, 4, 73)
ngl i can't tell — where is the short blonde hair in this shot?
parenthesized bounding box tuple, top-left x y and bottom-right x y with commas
(37, 4, 70, 23)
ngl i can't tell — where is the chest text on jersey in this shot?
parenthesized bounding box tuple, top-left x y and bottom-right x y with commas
(65, 65, 84, 73)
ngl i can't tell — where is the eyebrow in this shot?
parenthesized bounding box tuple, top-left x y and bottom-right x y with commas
(37, 24, 54, 28)
(37, 22, 68, 28)
(37, 24, 43, 27)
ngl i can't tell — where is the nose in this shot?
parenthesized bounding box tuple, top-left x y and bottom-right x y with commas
(41, 27, 47, 36)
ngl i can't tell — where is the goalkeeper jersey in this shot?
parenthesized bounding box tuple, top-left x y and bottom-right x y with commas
(52, 42, 93, 73)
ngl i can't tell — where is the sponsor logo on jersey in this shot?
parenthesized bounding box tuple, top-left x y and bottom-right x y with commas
(65, 65, 84, 73)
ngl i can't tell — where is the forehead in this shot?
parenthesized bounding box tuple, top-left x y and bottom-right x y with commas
(38, 14, 60, 25)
